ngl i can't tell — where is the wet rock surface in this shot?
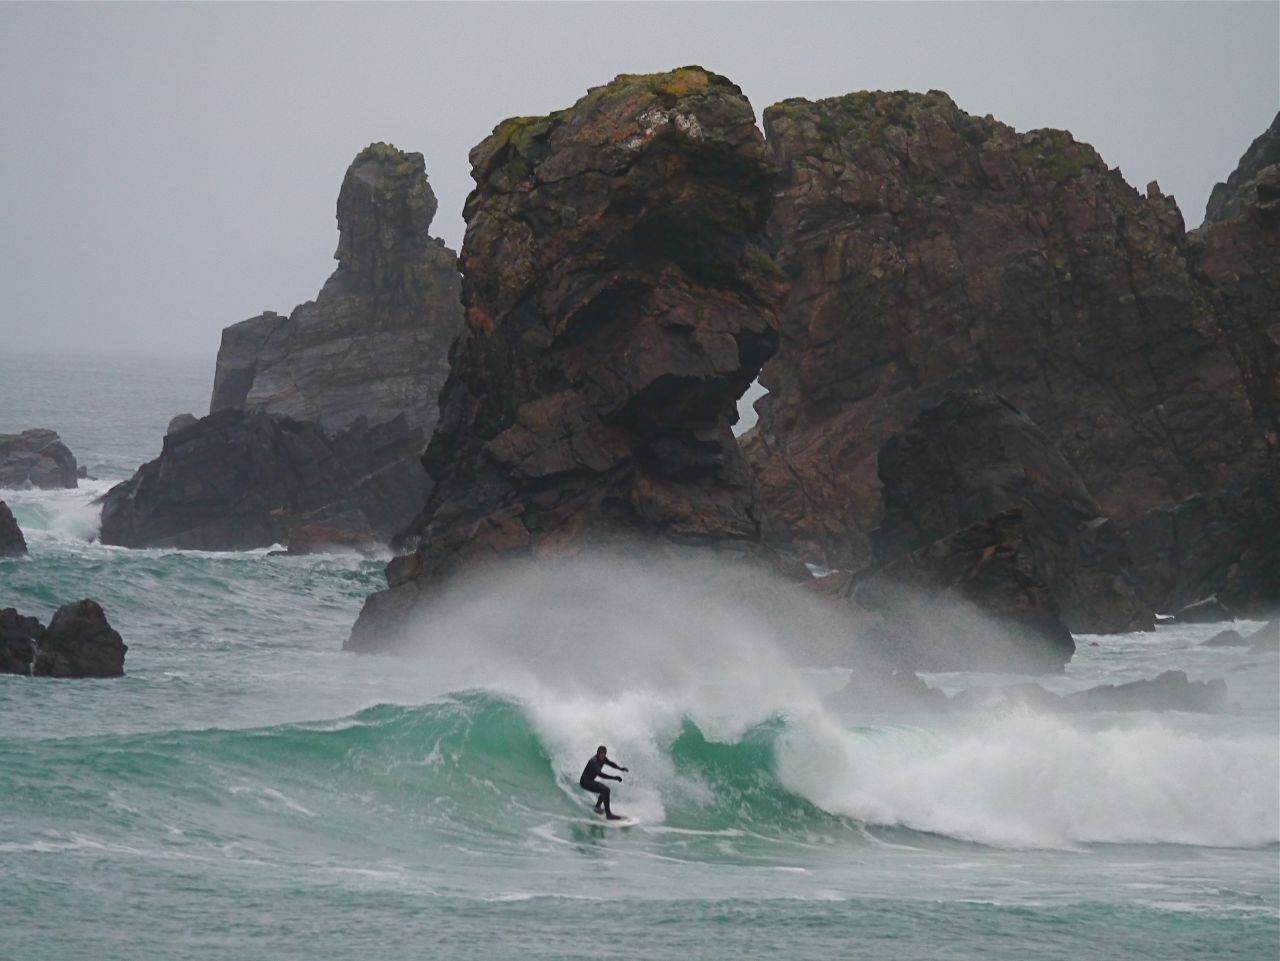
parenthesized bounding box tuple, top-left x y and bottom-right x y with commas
(0, 429, 80, 490)
(349, 68, 787, 650)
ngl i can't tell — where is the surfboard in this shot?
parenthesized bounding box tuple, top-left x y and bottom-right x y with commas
(596, 813, 640, 827)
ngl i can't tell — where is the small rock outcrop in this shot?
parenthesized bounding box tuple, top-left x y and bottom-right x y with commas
(282, 524, 379, 557)
(348, 68, 788, 651)
(746, 91, 1263, 587)
(0, 608, 41, 674)
(0, 500, 27, 556)
(873, 391, 1152, 633)
(0, 429, 80, 489)
(209, 143, 463, 436)
(99, 409, 429, 550)
(0, 600, 126, 678)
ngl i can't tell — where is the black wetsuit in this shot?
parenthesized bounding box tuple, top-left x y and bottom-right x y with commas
(579, 756, 613, 813)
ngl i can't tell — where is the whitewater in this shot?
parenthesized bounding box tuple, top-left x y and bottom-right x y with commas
(1, 352, 1277, 961)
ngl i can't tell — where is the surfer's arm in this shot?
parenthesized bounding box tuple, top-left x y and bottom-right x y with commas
(604, 760, 628, 773)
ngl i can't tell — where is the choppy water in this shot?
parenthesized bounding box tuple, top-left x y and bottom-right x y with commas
(1, 352, 1277, 960)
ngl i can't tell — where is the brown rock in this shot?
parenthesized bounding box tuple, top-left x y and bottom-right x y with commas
(749, 91, 1263, 582)
(348, 68, 787, 651)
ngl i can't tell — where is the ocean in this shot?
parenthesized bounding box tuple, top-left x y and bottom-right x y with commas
(1, 351, 1277, 961)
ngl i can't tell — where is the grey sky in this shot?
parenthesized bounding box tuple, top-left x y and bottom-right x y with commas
(1, 2, 1276, 358)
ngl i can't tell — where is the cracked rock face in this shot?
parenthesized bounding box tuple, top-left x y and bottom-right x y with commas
(209, 143, 463, 436)
(746, 91, 1264, 582)
(348, 67, 787, 651)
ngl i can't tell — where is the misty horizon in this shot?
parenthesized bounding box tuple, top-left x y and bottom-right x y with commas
(1, 2, 1276, 358)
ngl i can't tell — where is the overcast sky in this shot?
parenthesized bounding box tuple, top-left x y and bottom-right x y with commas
(1, 2, 1276, 358)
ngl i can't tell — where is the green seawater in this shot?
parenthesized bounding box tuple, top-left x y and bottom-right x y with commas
(1, 353, 1278, 960)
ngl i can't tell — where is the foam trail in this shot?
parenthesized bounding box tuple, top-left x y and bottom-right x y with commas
(777, 708, 1280, 849)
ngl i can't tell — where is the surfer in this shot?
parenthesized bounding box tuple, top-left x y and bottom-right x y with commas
(579, 745, 628, 820)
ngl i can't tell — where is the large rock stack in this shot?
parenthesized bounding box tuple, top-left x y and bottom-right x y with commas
(744, 91, 1272, 617)
(101, 144, 462, 550)
(347, 67, 788, 650)
(209, 143, 463, 436)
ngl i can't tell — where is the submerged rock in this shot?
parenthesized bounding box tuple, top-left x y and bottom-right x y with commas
(349, 68, 787, 650)
(0, 500, 27, 557)
(0, 429, 80, 489)
(1245, 619, 1279, 653)
(1200, 628, 1247, 647)
(209, 143, 463, 437)
(99, 409, 429, 550)
(282, 524, 380, 557)
(0, 600, 126, 678)
(948, 670, 1231, 714)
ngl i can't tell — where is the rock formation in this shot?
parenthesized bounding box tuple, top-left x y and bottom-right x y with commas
(873, 391, 1151, 633)
(99, 409, 429, 550)
(1116, 114, 1280, 614)
(102, 144, 461, 551)
(744, 90, 1271, 619)
(0, 429, 80, 489)
(209, 143, 463, 436)
(347, 68, 788, 651)
(0, 600, 127, 678)
(0, 500, 27, 557)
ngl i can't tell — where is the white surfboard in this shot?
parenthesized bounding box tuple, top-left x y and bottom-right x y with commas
(596, 814, 640, 827)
